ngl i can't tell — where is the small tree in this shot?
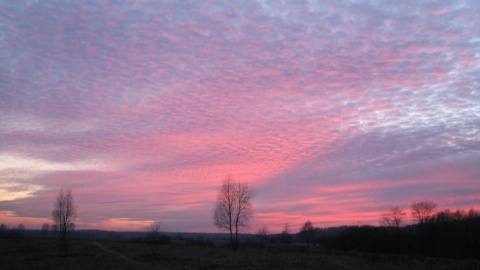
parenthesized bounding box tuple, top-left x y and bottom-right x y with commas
(146, 221, 161, 256)
(256, 226, 268, 248)
(41, 223, 50, 237)
(0, 224, 6, 238)
(52, 189, 77, 253)
(380, 206, 406, 240)
(299, 220, 315, 247)
(213, 175, 254, 250)
(279, 224, 293, 245)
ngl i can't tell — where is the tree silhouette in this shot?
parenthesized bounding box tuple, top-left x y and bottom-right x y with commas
(146, 221, 162, 255)
(52, 189, 77, 253)
(380, 206, 406, 241)
(17, 223, 25, 238)
(213, 175, 254, 250)
(0, 224, 6, 238)
(279, 224, 293, 245)
(411, 200, 437, 226)
(256, 226, 268, 248)
(299, 220, 315, 247)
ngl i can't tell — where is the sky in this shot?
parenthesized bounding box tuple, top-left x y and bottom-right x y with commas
(1, 0, 479, 233)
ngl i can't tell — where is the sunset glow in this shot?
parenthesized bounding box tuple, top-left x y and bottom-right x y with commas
(1, 1, 479, 233)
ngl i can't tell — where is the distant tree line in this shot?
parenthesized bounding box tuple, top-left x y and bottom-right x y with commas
(0, 223, 26, 238)
(248, 201, 479, 260)
(316, 202, 480, 260)
(0, 222, 69, 239)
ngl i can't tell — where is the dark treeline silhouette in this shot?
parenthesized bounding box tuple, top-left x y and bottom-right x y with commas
(317, 208, 480, 260)
(3, 190, 479, 261)
(0, 223, 26, 238)
(3, 209, 479, 261)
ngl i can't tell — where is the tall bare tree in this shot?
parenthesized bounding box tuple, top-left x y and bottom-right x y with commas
(52, 189, 77, 253)
(213, 175, 254, 250)
(411, 200, 437, 226)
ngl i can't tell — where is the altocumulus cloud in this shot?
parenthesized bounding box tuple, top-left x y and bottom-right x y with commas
(0, 0, 479, 232)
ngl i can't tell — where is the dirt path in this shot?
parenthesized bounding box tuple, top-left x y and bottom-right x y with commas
(90, 241, 156, 269)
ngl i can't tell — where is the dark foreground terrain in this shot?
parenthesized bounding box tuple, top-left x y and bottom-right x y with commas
(1, 238, 479, 270)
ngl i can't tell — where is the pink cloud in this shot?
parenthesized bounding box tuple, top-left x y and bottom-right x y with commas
(1, 0, 479, 232)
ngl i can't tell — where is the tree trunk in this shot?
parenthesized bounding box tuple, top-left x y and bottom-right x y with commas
(229, 229, 234, 250)
(234, 225, 238, 251)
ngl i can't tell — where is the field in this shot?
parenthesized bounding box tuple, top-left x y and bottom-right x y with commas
(1, 238, 479, 270)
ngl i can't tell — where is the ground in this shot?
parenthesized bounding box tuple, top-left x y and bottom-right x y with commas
(0, 238, 479, 269)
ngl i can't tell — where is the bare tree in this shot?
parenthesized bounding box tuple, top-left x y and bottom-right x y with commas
(381, 207, 406, 228)
(411, 200, 437, 226)
(213, 175, 254, 250)
(256, 226, 268, 248)
(279, 223, 293, 245)
(52, 189, 77, 253)
(380, 206, 406, 240)
(299, 220, 315, 247)
(146, 221, 162, 256)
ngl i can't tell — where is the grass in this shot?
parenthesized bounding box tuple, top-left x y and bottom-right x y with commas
(1, 238, 479, 269)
